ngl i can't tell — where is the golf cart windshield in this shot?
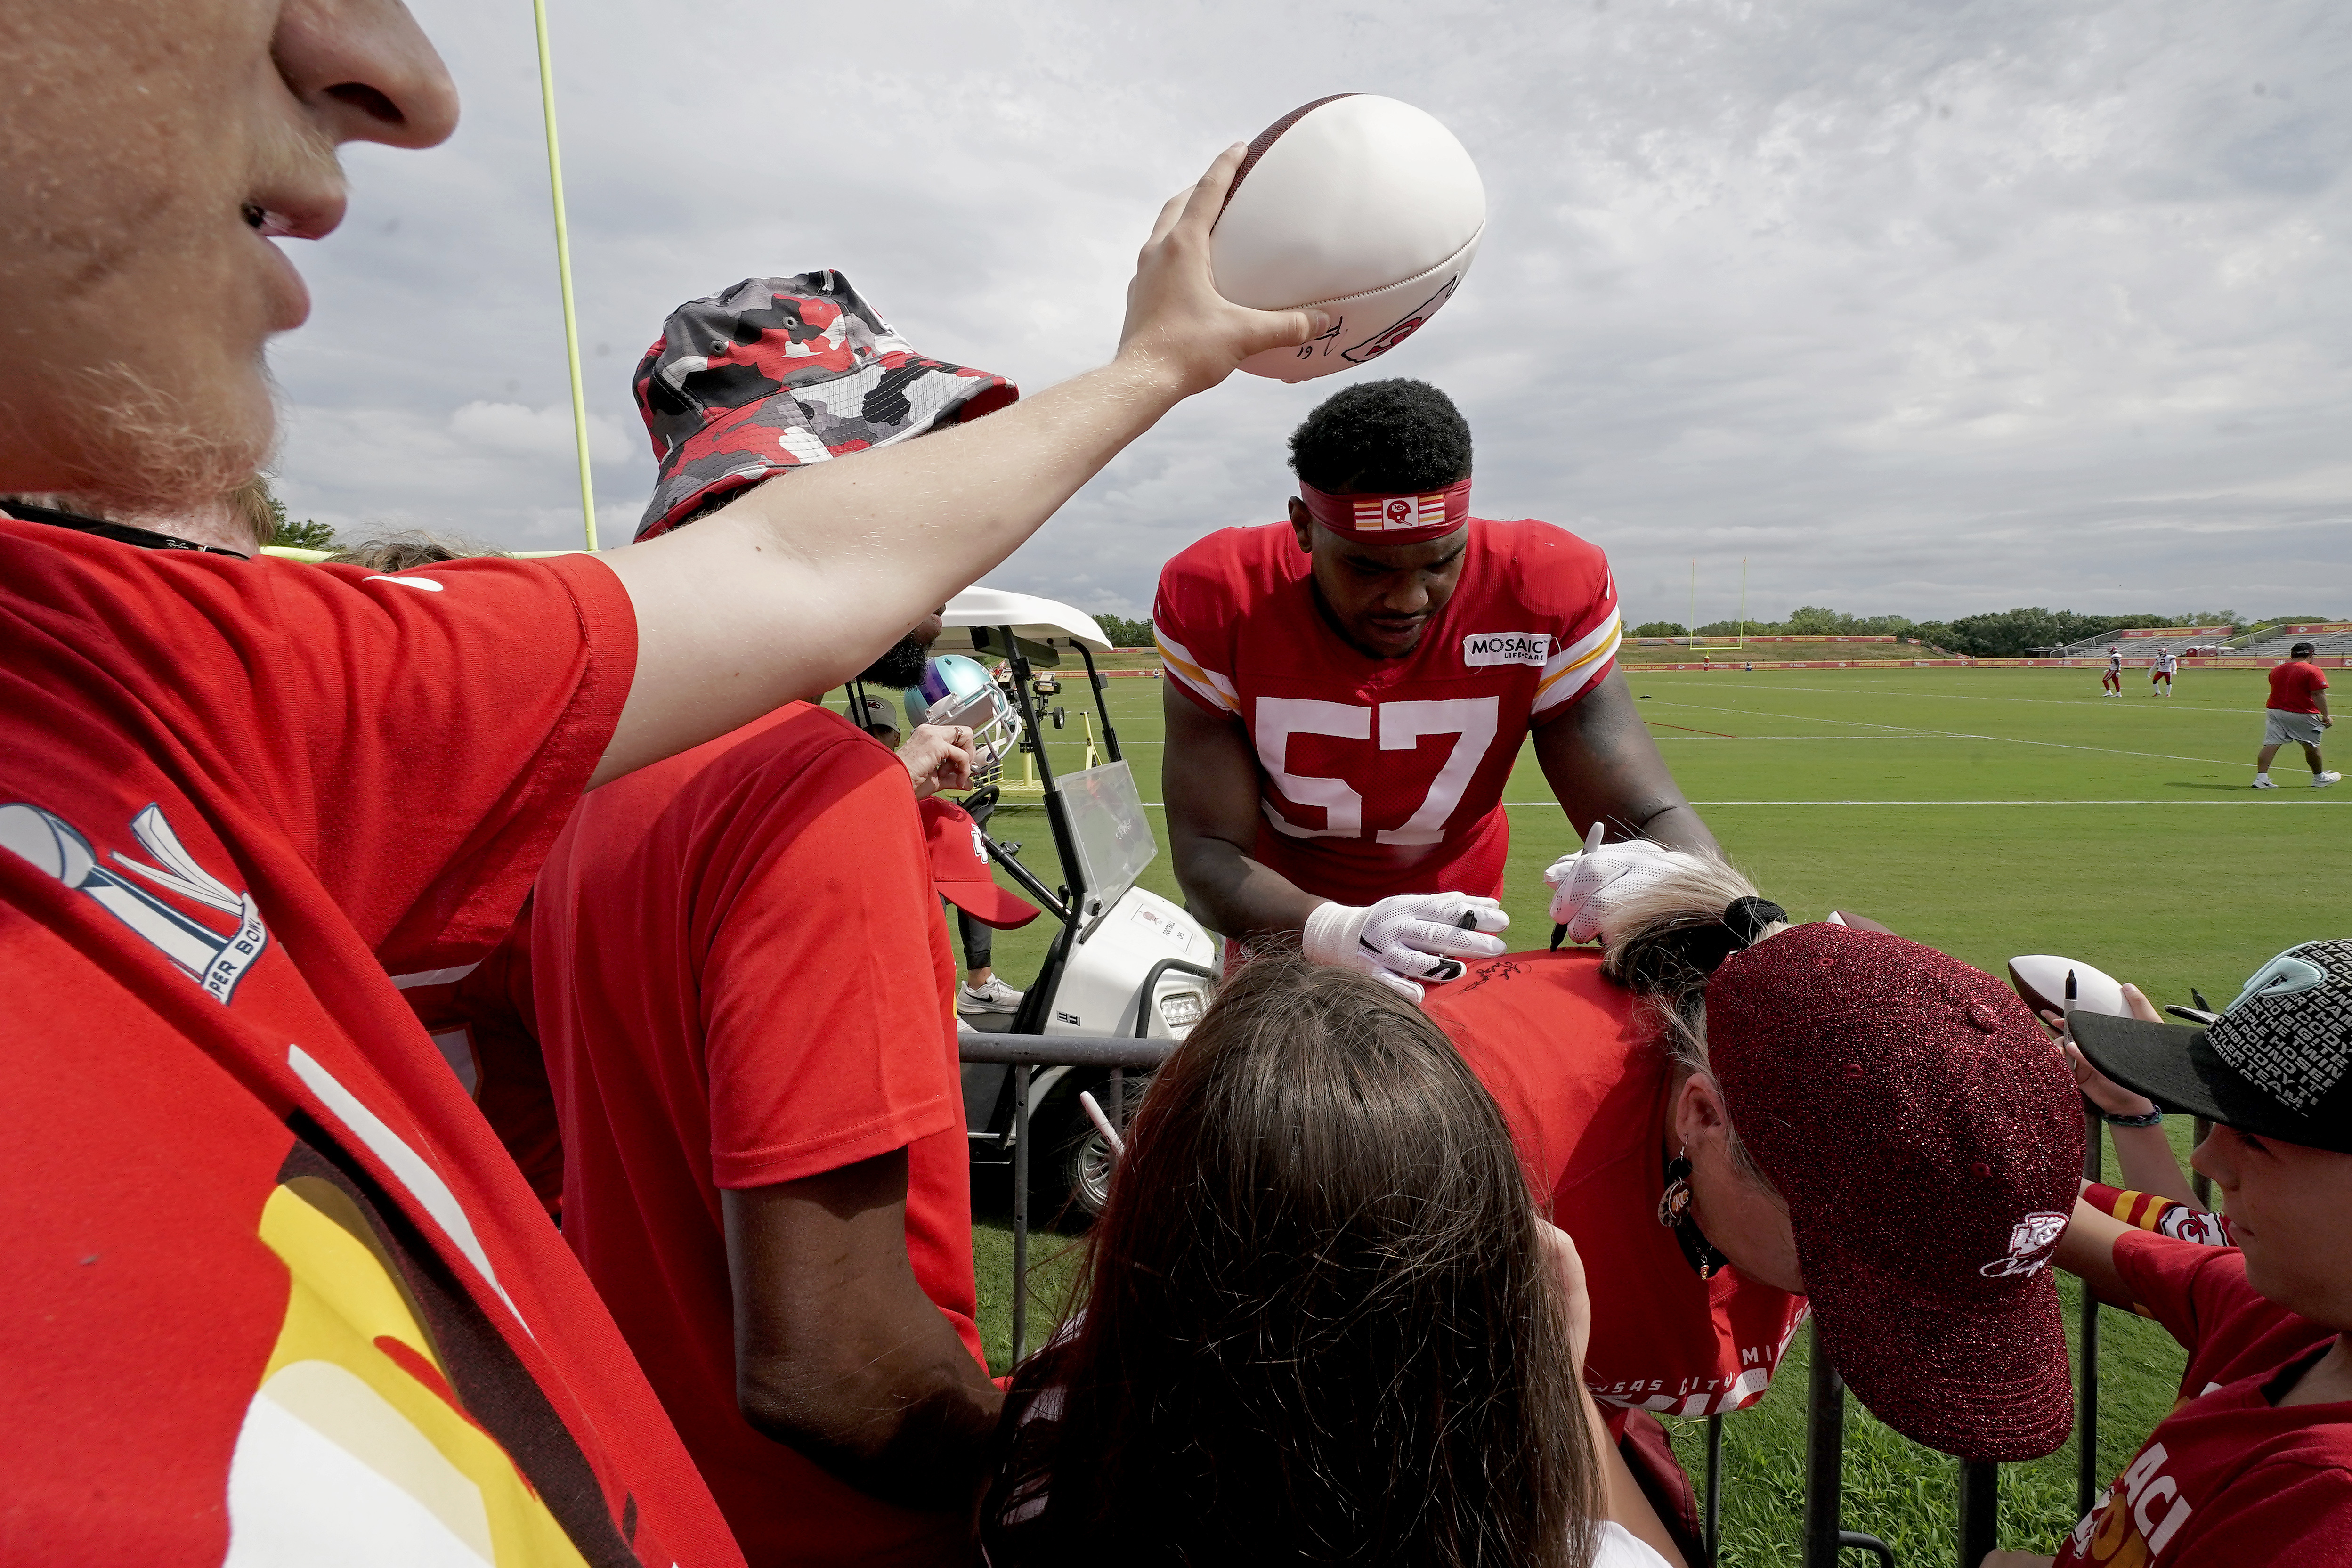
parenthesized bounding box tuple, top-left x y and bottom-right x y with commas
(1058, 759, 1155, 926)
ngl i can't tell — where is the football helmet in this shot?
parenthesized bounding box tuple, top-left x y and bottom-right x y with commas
(908, 654, 1023, 780)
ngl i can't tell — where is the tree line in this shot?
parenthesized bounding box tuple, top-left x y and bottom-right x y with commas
(1622, 604, 2339, 658)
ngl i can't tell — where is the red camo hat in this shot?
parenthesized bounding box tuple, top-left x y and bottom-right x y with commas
(632, 271, 1018, 542)
(1704, 924, 2084, 1463)
(921, 797, 1038, 930)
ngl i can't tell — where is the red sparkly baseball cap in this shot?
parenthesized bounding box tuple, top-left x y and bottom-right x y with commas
(921, 797, 1038, 930)
(1704, 924, 2084, 1462)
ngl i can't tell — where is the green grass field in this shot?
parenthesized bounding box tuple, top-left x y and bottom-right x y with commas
(948, 663, 2347, 1563)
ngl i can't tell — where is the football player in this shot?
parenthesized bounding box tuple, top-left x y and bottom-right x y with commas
(1156, 379, 1716, 998)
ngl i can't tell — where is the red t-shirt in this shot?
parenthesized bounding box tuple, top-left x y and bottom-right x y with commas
(1153, 518, 1621, 904)
(396, 897, 564, 1219)
(0, 518, 739, 1566)
(2053, 1230, 2350, 1565)
(533, 703, 982, 1568)
(2268, 662, 2329, 715)
(1423, 951, 1810, 1430)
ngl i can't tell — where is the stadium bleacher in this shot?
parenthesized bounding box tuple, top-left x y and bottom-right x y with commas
(2230, 625, 2352, 660)
(2041, 627, 2238, 660)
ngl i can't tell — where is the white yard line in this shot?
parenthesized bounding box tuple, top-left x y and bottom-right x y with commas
(1641, 680, 2253, 717)
(1637, 698, 2246, 768)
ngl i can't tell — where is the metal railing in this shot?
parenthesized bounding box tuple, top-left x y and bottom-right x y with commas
(958, 1031, 1177, 1362)
(1800, 1104, 2209, 1568)
(961, 1040, 2165, 1568)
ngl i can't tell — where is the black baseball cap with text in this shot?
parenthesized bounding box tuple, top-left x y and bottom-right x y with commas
(2071, 939, 2352, 1155)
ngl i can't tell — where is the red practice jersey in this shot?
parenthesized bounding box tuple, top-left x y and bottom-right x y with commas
(1154, 518, 1621, 904)
(1425, 951, 1809, 1426)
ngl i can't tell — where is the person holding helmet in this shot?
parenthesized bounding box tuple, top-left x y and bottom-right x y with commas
(1976, 943, 2352, 1567)
(907, 652, 1030, 1015)
(1420, 853, 2084, 1559)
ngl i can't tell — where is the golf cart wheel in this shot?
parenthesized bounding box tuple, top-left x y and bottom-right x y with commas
(1037, 1078, 1142, 1219)
(1062, 1119, 1116, 1217)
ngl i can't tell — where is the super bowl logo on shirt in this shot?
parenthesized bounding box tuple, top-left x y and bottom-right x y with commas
(2066, 1441, 2194, 1561)
(1462, 632, 1553, 668)
(1980, 1211, 2069, 1278)
(0, 800, 269, 1004)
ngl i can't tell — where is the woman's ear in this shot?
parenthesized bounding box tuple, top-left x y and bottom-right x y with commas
(1670, 1071, 1731, 1154)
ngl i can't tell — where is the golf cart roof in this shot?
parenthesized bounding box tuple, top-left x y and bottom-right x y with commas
(939, 586, 1112, 654)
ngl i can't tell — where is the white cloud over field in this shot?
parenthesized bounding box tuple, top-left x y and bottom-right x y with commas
(268, 0, 2352, 624)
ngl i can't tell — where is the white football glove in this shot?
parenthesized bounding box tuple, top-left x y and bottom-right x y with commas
(1542, 828, 1698, 946)
(1301, 892, 1511, 1002)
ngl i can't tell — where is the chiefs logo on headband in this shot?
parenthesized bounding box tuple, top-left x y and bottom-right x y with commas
(1298, 477, 1471, 544)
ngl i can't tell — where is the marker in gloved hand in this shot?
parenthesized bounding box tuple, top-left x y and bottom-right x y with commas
(1550, 821, 1607, 951)
(1300, 890, 1511, 1002)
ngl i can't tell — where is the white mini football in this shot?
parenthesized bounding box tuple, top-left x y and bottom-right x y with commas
(1212, 95, 1485, 383)
(2007, 954, 2131, 1020)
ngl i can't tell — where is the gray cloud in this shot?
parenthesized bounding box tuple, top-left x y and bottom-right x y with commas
(270, 0, 2350, 622)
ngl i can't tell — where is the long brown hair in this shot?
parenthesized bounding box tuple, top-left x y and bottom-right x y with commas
(982, 952, 1600, 1568)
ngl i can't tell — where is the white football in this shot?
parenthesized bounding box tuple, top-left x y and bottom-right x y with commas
(1212, 95, 1485, 383)
(2007, 954, 2131, 1020)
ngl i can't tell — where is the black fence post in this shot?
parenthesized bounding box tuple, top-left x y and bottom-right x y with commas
(1802, 1323, 1846, 1568)
(1802, 1322, 1898, 1568)
(1704, 1414, 1724, 1566)
(2077, 1104, 2104, 1519)
(1011, 1062, 1031, 1365)
(2191, 1115, 2213, 1208)
(1956, 1461, 1999, 1567)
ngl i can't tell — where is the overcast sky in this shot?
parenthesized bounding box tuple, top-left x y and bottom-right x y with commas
(270, 0, 2351, 626)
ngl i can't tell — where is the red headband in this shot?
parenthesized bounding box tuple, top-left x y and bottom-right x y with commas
(1298, 476, 1471, 543)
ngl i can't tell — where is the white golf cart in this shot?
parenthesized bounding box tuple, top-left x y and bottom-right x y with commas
(844, 586, 1216, 1214)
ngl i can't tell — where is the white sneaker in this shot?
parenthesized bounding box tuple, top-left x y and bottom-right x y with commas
(957, 976, 1025, 1016)
(2317, 772, 2342, 789)
(2253, 776, 2279, 789)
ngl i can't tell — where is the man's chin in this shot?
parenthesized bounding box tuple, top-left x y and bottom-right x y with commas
(1354, 624, 1428, 659)
(57, 355, 274, 519)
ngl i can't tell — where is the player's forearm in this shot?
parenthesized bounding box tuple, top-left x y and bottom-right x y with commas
(1632, 802, 1718, 857)
(592, 356, 1188, 786)
(1172, 834, 1327, 941)
(1533, 676, 1719, 855)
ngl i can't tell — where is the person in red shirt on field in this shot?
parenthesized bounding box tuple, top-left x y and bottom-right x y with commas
(2253, 642, 2337, 789)
(531, 277, 1037, 1568)
(0, 4, 1326, 1552)
(1156, 378, 1716, 999)
(1427, 858, 2085, 1560)
(1979, 940, 2352, 1567)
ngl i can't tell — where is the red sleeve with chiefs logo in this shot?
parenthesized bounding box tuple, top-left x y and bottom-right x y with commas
(2051, 1230, 2352, 1565)
(1424, 951, 1808, 1432)
(1154, 518, 1621, 905)
(0, 518, 739, 1566)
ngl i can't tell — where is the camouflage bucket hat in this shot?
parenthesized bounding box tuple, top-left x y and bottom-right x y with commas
(631, 270, 1018, 542)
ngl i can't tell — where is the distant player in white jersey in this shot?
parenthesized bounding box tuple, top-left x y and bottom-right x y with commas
(2151, 648, 2179, 695)
(1155, 379, 1716, 998)
(2103, 646, 2124, 696)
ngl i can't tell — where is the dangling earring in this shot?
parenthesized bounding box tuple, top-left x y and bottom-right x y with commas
(1658, 1146, 1730, 1281)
